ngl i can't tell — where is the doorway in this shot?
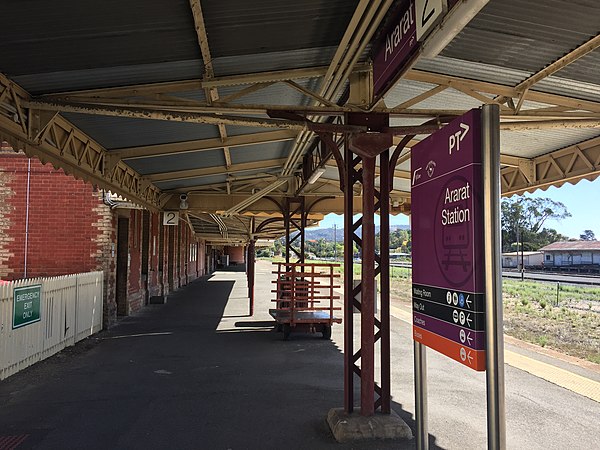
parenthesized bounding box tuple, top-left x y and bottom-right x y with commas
(116, 217, 129, 316)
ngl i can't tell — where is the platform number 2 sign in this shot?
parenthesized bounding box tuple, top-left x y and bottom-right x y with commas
(163, 211, 179, 226)
(416, 0, 447, 42)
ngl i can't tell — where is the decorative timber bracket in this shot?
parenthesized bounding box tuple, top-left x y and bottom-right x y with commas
(0, 73, 162, 211)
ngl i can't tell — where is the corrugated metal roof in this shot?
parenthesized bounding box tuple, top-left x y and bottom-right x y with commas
(384, 79, 439, 108)
(64, 114, 221, 150)
(186, 77, 324, 110)
(213, 47, 338, 77)
(0, 0, 200, 77)
(502, 251, 542, 256)
(554, 51, 600, 87)
(225, 125, 284, 137)
(403, 87, 486, 111)
(2, 0, 599, 207)
(416, 56, 524, 86)
(202, 0, 359, 58)
(415, 56, 600, 104)
(12, 60, 203, 96)
(540, 241, 600, 251)
(229, 78, 323, 107)
(441, 0, 599, 84)
(127, 149, 226, 175)
(188, 214, 221, 234)
(499, 129, 600, 158)
(229, 141, 290, 165)
(392, 178, 411, 193)
(154, 167, 280, 191)
(155, 174, 228, 191)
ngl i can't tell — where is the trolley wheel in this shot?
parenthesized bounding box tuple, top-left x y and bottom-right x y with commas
(322, 324, 332, 340)
(283, 324, 291, 340)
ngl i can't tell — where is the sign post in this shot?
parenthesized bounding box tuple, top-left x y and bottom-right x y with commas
(411, 105, 505, 449)
(482, 104, 506, 450)
(13, 284, 42, 329)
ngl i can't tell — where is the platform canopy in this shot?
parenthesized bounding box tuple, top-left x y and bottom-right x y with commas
(1, 1, 599, 244)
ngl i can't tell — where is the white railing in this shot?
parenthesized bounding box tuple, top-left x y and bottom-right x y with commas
(0, 271, 103, 380)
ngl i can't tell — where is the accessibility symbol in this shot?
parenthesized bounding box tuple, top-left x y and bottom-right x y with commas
(459, 293, 465, 308)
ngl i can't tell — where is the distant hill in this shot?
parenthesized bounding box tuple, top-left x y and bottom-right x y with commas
(305, 224, 409, 242)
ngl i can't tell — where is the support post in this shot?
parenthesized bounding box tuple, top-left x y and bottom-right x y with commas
(360, 155, 376, 416)
(343, 143, 356, 413)
(414, 341, 428, 450)
(380, 148, 391, 414)
(284, 197, 306, 265)
(327, 114, 412, 443)
(247, 239, 256, 316)
(482, 104, 506, 450)
(343, 112, 393, 416)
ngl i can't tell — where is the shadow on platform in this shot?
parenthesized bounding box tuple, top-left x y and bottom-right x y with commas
(0, 270, 444, 449)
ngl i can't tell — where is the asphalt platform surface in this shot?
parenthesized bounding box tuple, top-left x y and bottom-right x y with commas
(1, 261, 599, 449)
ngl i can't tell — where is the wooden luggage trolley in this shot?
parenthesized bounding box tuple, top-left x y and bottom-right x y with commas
(270, 262, 342, 340)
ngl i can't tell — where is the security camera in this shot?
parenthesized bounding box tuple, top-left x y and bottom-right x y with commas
(179, 193, 189, 210)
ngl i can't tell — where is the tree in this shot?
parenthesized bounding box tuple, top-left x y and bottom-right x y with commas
(580, 229, 596, 241)
(273, 238, 284, 256)
(501, 197, 571, 251)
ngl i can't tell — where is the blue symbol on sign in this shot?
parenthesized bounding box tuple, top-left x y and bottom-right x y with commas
(459, 293, 465, 308)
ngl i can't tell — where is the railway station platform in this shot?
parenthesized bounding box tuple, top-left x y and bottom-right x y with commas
(1, 261, 600, 449)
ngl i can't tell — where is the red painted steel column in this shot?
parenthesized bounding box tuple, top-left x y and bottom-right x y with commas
(343, 145, 355, 414)
(361, 155, 376, 416)
(284, 202, 291, 266)
(248, 240, 256, 316)
(380, 149, 391, 414)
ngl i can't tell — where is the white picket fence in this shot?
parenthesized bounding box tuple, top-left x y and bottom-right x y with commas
(0, 271, 104, 380)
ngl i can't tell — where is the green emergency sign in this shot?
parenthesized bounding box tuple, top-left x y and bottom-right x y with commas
(13, 284, 42, 329)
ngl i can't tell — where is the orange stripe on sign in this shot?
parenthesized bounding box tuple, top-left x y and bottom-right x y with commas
(414, 325, 486, 371)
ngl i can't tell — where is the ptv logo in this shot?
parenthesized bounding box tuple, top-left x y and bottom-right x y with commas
(449, 123, 470, 155)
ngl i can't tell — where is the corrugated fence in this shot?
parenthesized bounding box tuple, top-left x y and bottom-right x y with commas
(0, 271, 103, 380)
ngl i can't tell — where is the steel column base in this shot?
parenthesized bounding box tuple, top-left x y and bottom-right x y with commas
(326, 408, 413, 443)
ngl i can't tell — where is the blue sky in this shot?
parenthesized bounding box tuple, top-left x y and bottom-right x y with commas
(316, 177, 599, 239)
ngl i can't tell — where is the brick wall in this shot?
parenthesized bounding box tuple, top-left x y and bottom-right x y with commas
(147, 212, 162, 299)
(93, 202, 117, 325)
(225, 245, 245, 264)
(0, 152, 118, 324)
(0, 153, 112, 278)
(0, 152, 208, 326)
(127, 209, 144, 313)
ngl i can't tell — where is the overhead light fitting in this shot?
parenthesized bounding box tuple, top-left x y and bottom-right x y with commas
(307, 167, 326, 184)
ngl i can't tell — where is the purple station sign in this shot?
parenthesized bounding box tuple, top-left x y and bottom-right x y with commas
(411, 109, 486, 371)
(373, 0, 418, 98)
(373, 0, 464, 99)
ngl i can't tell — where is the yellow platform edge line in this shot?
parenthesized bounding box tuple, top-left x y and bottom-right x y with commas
(504, 350, 600, 403)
